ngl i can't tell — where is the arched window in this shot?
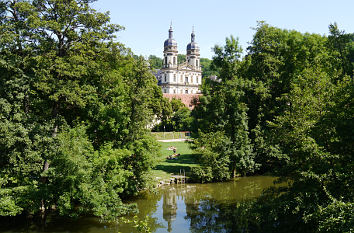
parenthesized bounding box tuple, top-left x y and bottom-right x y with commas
(165, 57, 167, 66)
(173, 74, 176, 82)
(173, 57, 176, 65)
(185, 89, 188, 94)
(196, 60, 199, 67)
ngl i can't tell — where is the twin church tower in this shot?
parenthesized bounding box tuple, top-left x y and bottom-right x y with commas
(157, 25, 202, 95)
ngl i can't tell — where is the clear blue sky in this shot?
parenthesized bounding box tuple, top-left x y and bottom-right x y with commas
(92, 0, 354, 59)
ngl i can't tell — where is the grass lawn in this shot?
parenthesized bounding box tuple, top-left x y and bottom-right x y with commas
(151, 141, 199, 181)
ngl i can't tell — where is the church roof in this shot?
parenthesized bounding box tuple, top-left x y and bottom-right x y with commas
(187, 29, 199, 51)
(164, 25, 177, 47)
(163, 93, 201, 110)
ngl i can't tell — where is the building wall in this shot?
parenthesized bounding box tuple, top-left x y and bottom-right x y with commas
(160, 67, 202, 94)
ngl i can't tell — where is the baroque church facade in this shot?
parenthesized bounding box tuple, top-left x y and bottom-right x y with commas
(157, 26, 202, 95)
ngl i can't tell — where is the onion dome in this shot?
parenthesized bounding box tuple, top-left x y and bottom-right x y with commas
(164, 25, 177, 47)
(187, 29, 199, 51)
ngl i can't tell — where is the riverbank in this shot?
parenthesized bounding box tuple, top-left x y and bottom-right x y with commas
(152, 141, 199, 186)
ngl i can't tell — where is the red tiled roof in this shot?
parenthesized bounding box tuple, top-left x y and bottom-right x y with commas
(163, 94, 201, 110)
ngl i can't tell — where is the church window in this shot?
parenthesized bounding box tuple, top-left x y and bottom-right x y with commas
(173, 57, 176, 65)
(164, 57, 167, 66)
(173, 74, 176, 82)
(164, 75, 167, 82)
(196, 60, 199, 67)
(185, 77, 188, 83)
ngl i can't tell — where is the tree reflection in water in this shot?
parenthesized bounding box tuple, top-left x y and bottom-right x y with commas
(0, 176, 276, 232)
(157, 176, 276, 232)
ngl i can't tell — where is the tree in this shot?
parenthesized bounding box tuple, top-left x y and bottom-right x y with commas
(242, 22, 335, 172)
(191, 36, 257, 181)
(192, 23, 353, 231)
(200, 57, 217, 78)
(0, 0, 163, 221)
(328, 23, 354, 78)
(148, 55, 162, 70)
(232, 23, 354, 232)
(177, 54, 186, 64)
(153, 98, 192, 132)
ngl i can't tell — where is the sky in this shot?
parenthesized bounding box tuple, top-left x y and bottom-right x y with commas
(92, 0, 354, 59)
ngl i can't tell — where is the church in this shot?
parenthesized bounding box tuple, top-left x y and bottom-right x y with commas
(156, 25, 202, 108)
(157, 25, 202, 94)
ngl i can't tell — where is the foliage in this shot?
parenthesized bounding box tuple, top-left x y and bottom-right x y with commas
(121, 215, 152, 233)
(148, 55, 162, 70)
(240, 23, 354, 232)
(191, 131, 231, 182)
(192, 22, 353, 231)
(0, 0, 163, 221)
(192, 36, 257, 181)
(200, 57, 217, 78)
(153, 98, 192, 132)
(177, 54, 186, 64)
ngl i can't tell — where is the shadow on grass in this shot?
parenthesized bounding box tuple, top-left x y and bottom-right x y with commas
(165, 154, 197, 164)
(153, 154, 200, 175)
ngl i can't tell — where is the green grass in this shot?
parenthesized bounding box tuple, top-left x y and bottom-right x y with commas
(151, 141, 200, 181)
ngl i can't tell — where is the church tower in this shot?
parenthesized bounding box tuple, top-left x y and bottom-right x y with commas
(186, 28, 201, 71)
(163, 25, 178, 68)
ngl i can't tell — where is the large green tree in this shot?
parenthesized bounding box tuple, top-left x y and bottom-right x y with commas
(191, 36, 257, 181)
(0, 0, 162, 221)
(235, 23, 352, 232)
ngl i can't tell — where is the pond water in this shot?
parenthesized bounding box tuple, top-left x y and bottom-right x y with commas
(1, 176, 280, 233)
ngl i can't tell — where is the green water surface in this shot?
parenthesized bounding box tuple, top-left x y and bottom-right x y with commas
(1, 176, 280, 233)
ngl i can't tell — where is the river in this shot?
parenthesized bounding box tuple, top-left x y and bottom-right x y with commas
(1, 176, 280, 233)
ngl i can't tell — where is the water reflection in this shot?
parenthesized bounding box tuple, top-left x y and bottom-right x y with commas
(0, 176, 279, 233)
(149, 176, 278, 233)
(162, 187, 177, 232)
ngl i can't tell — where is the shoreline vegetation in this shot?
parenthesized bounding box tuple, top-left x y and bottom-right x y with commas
(0, 0, 352, 232)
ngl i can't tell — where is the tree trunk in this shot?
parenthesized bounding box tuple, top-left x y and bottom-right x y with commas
(40, 102, 58, 223)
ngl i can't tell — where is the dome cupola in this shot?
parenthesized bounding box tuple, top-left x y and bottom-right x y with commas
(164, 25, 177, 48)
(187, 28, 199, 51)
(163, 24, 178, 68)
